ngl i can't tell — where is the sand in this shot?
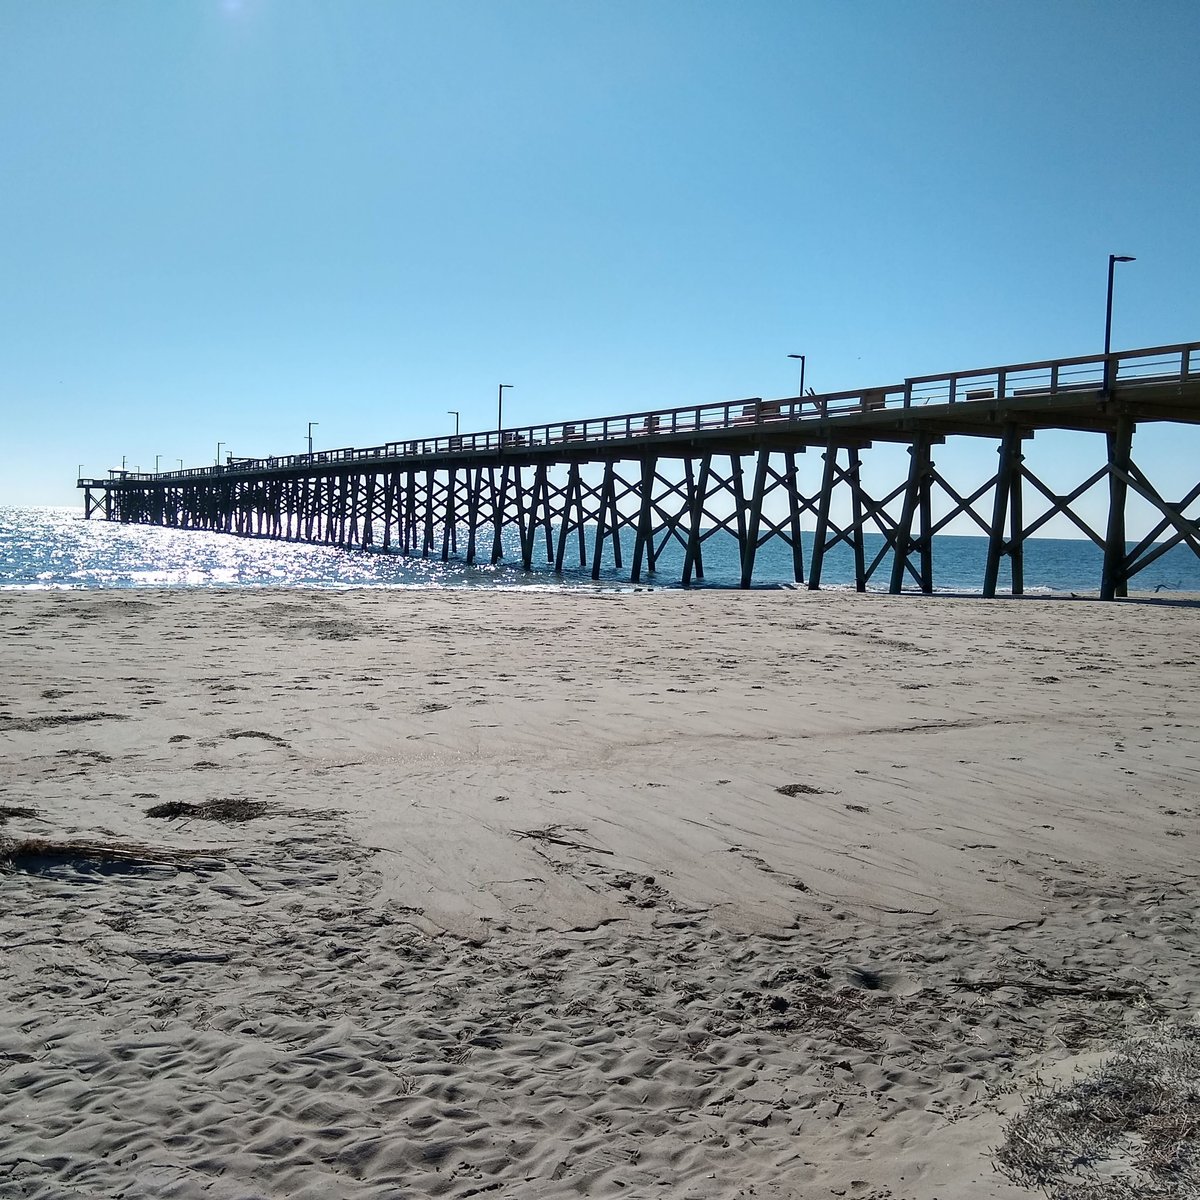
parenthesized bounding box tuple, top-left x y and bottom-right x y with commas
(1, 587, 1198, 1199)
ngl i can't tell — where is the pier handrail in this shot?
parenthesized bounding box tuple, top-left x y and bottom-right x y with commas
(901, 341, 1197, 408)
(81, 340, 1198, 488)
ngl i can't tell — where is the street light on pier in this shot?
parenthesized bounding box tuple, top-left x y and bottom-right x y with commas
(787, 353, 806, 398)
(307, 421, 319, 455)
(1104, 254, 1136, 393)
(178, 459, 184, 472)
(216, 442, 225, 466)
(155, 455, 161, 474)
(497, 384, 513, 445)
(121, 455, 127, 473)
(448, 410, 460, 436)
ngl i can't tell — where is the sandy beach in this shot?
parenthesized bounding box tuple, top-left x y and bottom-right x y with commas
(2, 587, 1198, 1198)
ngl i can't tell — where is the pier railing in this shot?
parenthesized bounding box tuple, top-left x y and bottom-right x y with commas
(903, 344, 1196, 407)
(82, 341, 1199, 486)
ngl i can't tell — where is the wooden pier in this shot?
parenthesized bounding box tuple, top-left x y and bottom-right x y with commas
(79, 341, 1200, 597)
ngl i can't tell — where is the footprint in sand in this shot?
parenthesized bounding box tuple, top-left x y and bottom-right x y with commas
(843, 964, 922, 997)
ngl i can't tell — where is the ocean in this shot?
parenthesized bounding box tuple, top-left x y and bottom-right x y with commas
(3, 506, 1199, 594)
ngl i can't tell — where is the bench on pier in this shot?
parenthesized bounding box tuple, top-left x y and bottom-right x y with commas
(732, 400, 789, 422)
(562, 424, 585, 442)
(964, 388, 995, 401)
(501, 432, 527, 447)
(729, 400, 777, 424)
(861, 389, 888, 412)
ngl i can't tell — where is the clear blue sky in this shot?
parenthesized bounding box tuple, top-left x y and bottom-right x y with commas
(3, 0, 1198, 530)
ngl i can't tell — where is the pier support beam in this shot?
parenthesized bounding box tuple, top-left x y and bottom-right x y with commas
(849, 448, 867, 592)
(784, 451, 806, 585)
(630, 456, 658, 582)
(808, 442, 839, 591)
(1101, 415, 1134, 601)
(682, 456, 709, 587)
(983, 426, 1024, 598)
(889, 436, 934, 594)
(740, 450, 770, 589)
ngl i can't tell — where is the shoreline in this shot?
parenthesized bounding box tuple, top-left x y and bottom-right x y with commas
(7, 508, 1200, 598)
(5, 579, 1200, 605)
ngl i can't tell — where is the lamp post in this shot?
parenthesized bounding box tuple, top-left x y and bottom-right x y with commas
(448, 410, 460, 436)
(121, 455, 127, 473)
(1104, 254, 1135, 392)
(178, 459, 184, 472)
(307, 421, 319, 455)
(155, 454, 161, 474)
(787, 353, 806, 397)
(497, 384, 513, 446)
(216, 442, 225, 467)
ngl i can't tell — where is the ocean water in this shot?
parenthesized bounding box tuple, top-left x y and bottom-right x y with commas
(4, 506, 1200, 594)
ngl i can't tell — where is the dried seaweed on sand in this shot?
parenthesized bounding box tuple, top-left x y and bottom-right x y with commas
(998, 1023, 1200, 1199)
(0, 805, 38, 826)
(0, 836, 217, 871)
(146, 798, 271, 822)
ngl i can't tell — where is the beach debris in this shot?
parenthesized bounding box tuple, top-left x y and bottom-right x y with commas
(728, 970, 885, 1046)
(0, 805, 38, 826)
(227, 729, 290, 746)
(607, 871, 671, 910)
(0, 836, 216, 872)
(300, 618, 361, 641)
(55, 748, 113, 764)
(776, 782, 827, 797)
(998, 1023, 1200, 1198)
(146, 798, 271, 822)
(127, 947, 231, 965)
(0, 711, 130, 733)
(514, 824, 614, 856)
(145, 798, 340, 823)
(952, 975, 1152, 1004)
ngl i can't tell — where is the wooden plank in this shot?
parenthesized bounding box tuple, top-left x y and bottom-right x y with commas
(983, 426, 1020, 598)
(808, 443, 839, 591)
(1101, 415, 1134, 600)
(740, 451, 770, 588)
(682, 455, 710, 586)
